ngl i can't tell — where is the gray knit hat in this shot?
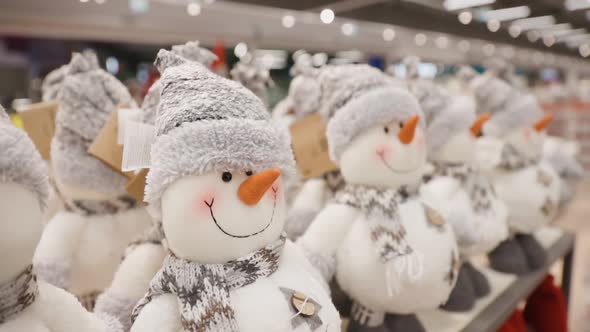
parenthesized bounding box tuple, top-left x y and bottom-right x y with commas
(141, 41, 217, 125)
(145, 50, 295, 216)
(287, 54, 321, 118)
(470, 73, 542, 137)
(0, 105, 48, 207)
(41, 50, 99, 102)
(317, 64, 425, 163)
(51, 52, 135, 197)
(410, 79, 476, 155)
(230, 61, 274, 108)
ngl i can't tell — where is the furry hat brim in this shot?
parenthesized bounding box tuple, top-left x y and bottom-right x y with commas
(326, 86, 425, 163)
(0, 114, 48, 208)
(145, 118, 295, 217)
(427, 95, 476, 155)
(483, 93, 543, 137)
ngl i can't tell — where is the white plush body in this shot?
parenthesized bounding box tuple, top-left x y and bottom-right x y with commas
(0, 281, 106, 332)
(336, 198, 457, 313)
(131, 241, 341, 332)
(34, 207, 152, 296)
(420, 174, 508, 258)
(490, 162, 561, 234)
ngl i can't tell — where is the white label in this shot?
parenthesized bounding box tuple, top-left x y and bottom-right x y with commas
(117, 108, 143, 144)
(122, 121, 155, 172)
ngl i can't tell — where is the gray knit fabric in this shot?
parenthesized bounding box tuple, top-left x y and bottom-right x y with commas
(51, 52, 135, 197)
(0, 265, 38, 324)
(41, 50, 99, 102)
(145, 50, 295, 216)
(470, 73, 542, 137)
(317, 64, 424, 162)
(141, 41, 217, 125)
(0, 106, 49, 207)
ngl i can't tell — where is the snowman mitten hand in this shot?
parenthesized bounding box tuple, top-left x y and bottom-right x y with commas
(33, 260, 71, 290)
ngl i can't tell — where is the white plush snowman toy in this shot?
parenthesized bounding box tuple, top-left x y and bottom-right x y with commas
(129, 50, 340, 332)
(33, 52, 152, 309)
(471, 72, 561, 275)
(0, 106, 114, 332)
(299, 65, 458, 332)
(411, 78, 509, 311)
(94, 41, 217, 332)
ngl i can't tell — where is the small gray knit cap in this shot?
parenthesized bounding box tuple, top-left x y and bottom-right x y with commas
(230, 60, 274, 108)
(41, 49, 99, 102)
(141, 41, 217, 125)
(318, 64, 425, 163)
(410, 79, 476, 155)
(145, 50, 295, 217)
(287, 53, 321, 118)
(51, 52, 136, 197)
(0, 105, 49, 207)
(470, 73, 542, 137)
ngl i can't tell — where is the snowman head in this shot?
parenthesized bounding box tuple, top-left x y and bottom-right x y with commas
(318, 65, 427, 189)
(0, 108, 47, 282)
(145, 50, 294, 263)
(339, 114, 426, 188)
(432, 113, 489, 164)
(504, 114, 552, 160)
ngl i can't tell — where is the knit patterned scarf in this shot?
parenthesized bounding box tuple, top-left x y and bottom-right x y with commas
(131, 237, 285, 331)
(0, 265, 38, 324)
(498, 143, 538, 170)
(424, 161, 495, 214)
(333, 184, 416, 263)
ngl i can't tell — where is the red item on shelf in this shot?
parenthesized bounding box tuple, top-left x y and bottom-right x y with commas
(497, 309, 528, 332)
(523, 274, 568, 332)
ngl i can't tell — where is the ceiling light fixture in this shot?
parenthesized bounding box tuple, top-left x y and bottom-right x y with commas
(435, 36, 449, 49)
(282, 15, 295, 28)
(512, 15, 555, 31)
(443, 0, 495, 11)
(320, 9, 335, 24)
(580, 44, 590, 57)
(527, 30, 541, 42)
(509, 25, 522, 38)
(187, 2, 201, 16)
(487, 19, 500, 32)
(458, 40, 471, 52)
(415, 33, 427, 46)
(341, 23, 357, 36)
(543, 35, 556, 47)
(458, 11, 473, 24)
(382, 28, 396, 41)
(480, 5, 530, 21)
(234, 42, 248, 58)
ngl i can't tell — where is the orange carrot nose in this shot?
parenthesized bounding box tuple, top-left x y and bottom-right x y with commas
(238, 168, 281, 206)
(398, 114, 420, 144)
(534, 114, 553, 132)
(470, 113, 491, 137)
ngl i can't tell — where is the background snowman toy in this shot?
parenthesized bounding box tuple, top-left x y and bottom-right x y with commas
(471, 72, 560, 275)
(299, 64, 458, 332)
(412, 78, 509, 311)
(33, 52, 152, 309)
(129, 50, 340, 332)
(0, 106, 117, 332)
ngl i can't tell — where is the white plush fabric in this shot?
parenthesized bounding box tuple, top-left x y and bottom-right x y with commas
(0, 281, 106, 332)
(130, 241, 341, 332)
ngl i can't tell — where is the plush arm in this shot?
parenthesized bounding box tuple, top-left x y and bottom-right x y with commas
(130, 296, 182, 332)
(95, 243, 167, 332)
(297, 203, 358, 280)
(284, 178, 328, 239)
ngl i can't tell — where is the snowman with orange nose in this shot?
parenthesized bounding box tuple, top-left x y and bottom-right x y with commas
(299, 65, 458, 332)
(470, 72, 561, 275)
(129, 50, 340, 332)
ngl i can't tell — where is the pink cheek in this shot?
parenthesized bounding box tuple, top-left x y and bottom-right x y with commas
(415, 133, 425, 152)
(523, 128, 531, 140)
(194, 191, 216, 216)
(268, 182, 281, 201)
(376, 145, 392, 159)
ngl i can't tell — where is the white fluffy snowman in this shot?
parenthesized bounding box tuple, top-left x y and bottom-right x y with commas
(411, 78, 509, 311)
(471, 72, 561, 275)
(0, 106, 113, 332)
(94, 42, 217, 332)
(299, 65, 458, 332)
(33, 52, 152, 309)
(129, 50, 340, 332)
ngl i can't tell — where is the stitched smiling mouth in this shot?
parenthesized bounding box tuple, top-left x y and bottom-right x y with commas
(378, 154, 418, 174)
(204, 187, 278, 239)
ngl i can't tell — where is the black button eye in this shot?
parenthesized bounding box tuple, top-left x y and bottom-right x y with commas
(384, 126, 389, 134)
(175, 122, 181, 128)
(399, 122, 404, 129)
(245, 170, 253, 176)
(222, 172, 233, 182)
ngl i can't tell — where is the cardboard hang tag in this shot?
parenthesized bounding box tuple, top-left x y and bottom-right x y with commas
(88, 109, 134, 179)
(126, 168, 149, 203)
(289, 112, 338, 179)
(18, 101, 59, 160)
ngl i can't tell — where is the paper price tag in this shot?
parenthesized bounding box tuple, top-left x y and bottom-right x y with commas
(289, 113, 338, 179)
(117, 108, 143, 144)
(88, 109, 131, 177)
(122, 121, 155, 172)
(18, 101, 59, 160)
(126, 168, 149, 203)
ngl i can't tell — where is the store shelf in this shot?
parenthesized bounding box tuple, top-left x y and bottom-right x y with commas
(417, 227, 575, 332)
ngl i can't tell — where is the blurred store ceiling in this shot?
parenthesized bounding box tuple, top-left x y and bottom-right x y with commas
(0, 0, 589, 71)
